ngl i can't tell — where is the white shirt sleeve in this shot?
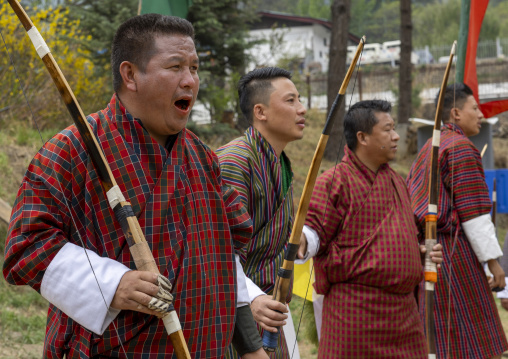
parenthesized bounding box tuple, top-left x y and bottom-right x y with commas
(497, 278, 508, 299)
(245, 276, 266, 303)
(40, 242, 131, 335)
(235, 254, 250, 307)
(462, 213, 503, 263)
(295, 225, 320, 264)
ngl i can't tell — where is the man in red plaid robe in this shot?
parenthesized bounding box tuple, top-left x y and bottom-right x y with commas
(3, 14, 252, 358)
(303, 100, 442, 358)
(407, 83, 507, 359)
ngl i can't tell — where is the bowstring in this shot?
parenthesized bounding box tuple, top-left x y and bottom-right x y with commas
(290, 47, 364, 359)
(0, 25, 129, 358)
(445, 63, 458, 359)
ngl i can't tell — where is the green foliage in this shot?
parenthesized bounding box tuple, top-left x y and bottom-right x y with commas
(188, 0, 258, 123)
(65, 0, 138, 80)
(1, 3, 111, 131)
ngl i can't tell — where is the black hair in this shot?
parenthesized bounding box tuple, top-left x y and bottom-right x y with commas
(435, 83, 474, 124)
(238, 67, 292, 124)
(111, 14, 195, 92)
(344, 99, 392, 150)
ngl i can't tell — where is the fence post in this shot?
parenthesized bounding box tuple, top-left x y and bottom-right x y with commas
(306, 72, 311, 109)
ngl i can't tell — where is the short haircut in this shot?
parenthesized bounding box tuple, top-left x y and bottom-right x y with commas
(111, 14, 195, 92)
(344, 99, 392, 150)
(435, 83, 474, 124)
(238, 67, 292, 124)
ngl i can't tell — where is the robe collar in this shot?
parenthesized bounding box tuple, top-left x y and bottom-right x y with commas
(442, 122, 466, 137)
(343, 145, 389, 184)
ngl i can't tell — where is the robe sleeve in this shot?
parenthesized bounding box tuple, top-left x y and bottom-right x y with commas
(3, 144, 72, 290)
(305, 166, 346, 256)
(211, 150, 252, 252)
(441, 141, 492, 222)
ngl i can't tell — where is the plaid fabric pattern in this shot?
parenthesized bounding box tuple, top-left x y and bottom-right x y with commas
(306, 147, 427, 358)
(3, 95, 252, 358)
(407, 123, 508, 358)
(217, 127, 294, 358)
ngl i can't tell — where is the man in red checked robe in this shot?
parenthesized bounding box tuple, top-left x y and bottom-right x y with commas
(302, 100, 442, 358)
(3, 14, 252, 358)
(407, 83, 507, 359)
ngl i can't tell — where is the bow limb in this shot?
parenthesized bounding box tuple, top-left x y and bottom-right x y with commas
(423, 40, 456, 359)
(262, 35, 366, 353)
(6, 1, 190, 358)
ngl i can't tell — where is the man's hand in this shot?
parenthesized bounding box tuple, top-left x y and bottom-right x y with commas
(242, 348, 270, 359)
(250, 295, 288, 333)
(419, 243, 443, 268)
(111, 271, 172, 316)
(487, 259, 506, 290)
(501, 298, 508, 311)
(297, 233, 308, 259)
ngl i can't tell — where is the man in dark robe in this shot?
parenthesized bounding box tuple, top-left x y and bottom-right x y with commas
(407, 83, 507, 359)
(303, 100, 442, 358)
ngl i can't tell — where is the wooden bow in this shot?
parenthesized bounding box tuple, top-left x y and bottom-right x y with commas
(423, 40, 456, 359)
(6, 1, 190, 358)
(262, 35, 366, 352)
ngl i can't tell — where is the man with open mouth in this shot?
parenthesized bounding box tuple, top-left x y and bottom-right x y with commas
(4, 13, 253, 358)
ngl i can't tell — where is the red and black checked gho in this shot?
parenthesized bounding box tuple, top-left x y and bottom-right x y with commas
(262, 35, 366, 353)
(6, 1, 191, 358)
(424, 41, 456, 359)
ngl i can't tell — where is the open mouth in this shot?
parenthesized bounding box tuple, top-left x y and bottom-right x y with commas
(175, 99, 191, 111)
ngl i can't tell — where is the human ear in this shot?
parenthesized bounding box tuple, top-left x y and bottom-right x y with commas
(450, 107, 460, 122)
(357, 131, 368, 146)
(253, 104, 267, 122)
(119, 61, 137, 92)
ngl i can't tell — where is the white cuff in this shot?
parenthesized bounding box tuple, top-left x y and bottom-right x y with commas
(40, 242, 131, 335)
(497, 278, 508, 299)
(462, 214, 503, 263)
(295, 225, 320, 264)
(235, 254, 250, 307)
(245, 276, 266, 303)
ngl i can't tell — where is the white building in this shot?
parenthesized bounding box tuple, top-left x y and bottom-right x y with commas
(247, 11, 360, 73)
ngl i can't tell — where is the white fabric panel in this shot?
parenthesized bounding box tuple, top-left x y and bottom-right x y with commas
(245, 276, 266, 303)
(235, 254, 250, 307)
(40, 242, 130, 335)
(462, 214, 503, 263)
(296, 225, 320, 264)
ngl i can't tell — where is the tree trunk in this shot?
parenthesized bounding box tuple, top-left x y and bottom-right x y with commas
(324, 0, 350, 161)
(399, 0, 412, 125)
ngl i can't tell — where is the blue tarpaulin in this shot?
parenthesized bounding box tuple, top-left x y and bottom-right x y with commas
(484, 169, 508, 213)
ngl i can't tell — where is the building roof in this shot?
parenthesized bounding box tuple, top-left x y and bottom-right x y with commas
(252, 11, 361, 43)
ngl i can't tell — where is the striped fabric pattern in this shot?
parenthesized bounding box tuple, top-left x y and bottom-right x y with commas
(306, 146, 427, 358)
(217, 127, 294, 358)
(407, 123, 508, 358)
(3, 95, 253, 358)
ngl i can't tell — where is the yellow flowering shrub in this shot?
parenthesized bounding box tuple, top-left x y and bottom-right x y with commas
(0, 3, 111, 131)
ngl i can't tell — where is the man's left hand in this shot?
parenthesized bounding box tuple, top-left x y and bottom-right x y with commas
(297, 233, 308, 259)
(419, 243, 443, 268)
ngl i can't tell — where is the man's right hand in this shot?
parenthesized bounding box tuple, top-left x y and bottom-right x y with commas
(501, 298, 508, 311)
(487, 259, 506, 290)
(111, 271, 166, 317)
(250, 295, 288, 333)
